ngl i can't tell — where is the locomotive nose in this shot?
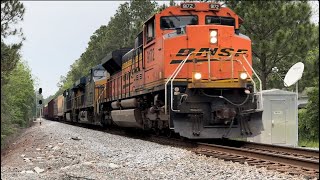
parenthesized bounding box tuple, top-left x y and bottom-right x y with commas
(184, 24, 235, 50)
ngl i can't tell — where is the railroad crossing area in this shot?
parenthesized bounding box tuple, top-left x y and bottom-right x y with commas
(1, 119, 317, 180)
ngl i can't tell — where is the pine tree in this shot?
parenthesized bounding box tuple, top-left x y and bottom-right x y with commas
(225, 1, 318, 89)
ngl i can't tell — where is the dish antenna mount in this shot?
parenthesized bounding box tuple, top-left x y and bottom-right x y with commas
(283, 62, 304, 147)
(283, 62, 304, 87)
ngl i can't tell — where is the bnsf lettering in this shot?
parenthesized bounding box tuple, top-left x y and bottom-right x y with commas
(218, 48, 234, 56)
(235, 49, 248, 57)
(176, 48, 248, 57)
(195, 48, 218, 56)
(176, 48, 196, 56)
(195, 48, 209, 56)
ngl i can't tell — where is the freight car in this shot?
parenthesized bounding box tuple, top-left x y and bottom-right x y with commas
(53, 2, 263, 140)
(53, 95, 64, 121)
(47, 98, 55, 120)
(43, 105, 48, 119)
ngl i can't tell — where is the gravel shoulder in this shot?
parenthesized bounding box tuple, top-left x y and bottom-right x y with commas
(1, 119, 309, 180)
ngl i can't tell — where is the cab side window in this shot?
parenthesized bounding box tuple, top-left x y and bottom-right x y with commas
(160, 15, 198, 29)
(145, 19, 155, 44)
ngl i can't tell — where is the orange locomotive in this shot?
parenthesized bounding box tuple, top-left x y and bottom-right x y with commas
(98, 2, 263, 139)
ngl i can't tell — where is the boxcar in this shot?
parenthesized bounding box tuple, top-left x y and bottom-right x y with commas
(56, 95, 64, 121)
(43, 105, 48, 119)
(47, 99, 55, 120)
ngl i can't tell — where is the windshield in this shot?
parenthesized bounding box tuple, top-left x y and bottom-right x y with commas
(160, 15, 198, 29)
(205, 16, 235, 26)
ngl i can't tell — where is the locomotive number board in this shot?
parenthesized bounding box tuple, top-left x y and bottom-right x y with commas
(209, 3, 221, 10)
(181, 3, 195, 9)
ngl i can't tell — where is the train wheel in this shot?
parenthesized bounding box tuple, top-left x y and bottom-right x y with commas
(100, 114, 107, 128)
(165, 129, 173, 138)
(154, 128, 160, 136)
(101, 122, 107, 128)
(179, 134, 187, 141)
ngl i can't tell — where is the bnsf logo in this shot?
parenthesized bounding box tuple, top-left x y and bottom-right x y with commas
(176, 48, 248, 57)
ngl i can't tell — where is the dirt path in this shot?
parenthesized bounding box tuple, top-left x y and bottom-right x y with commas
(1, 120, 39, 160)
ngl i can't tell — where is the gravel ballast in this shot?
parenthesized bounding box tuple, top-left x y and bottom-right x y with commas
(1, 119, 310, 180)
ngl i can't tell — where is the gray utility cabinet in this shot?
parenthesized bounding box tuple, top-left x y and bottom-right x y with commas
(247, 89, 298, 147)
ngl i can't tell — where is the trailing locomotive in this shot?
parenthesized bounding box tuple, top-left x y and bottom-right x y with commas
(46, 2, 263, 139)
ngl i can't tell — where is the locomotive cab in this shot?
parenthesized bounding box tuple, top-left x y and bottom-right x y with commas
(64, 64, 108, 125)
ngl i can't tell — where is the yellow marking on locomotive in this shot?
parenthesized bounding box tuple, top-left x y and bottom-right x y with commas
(188, 79, 249, 88)
(122, 60, 132, 69)
(122, 53, 143, 70)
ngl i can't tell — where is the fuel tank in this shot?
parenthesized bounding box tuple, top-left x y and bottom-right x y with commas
(111, 109, 143, 128)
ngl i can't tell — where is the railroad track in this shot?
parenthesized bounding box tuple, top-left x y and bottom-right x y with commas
(53, 120, 319, 179)
(144, 135, 319, 179)
(194, 141, 319, 179)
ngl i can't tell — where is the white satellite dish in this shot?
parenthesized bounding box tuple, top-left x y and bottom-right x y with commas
(283, 62, 304, 87)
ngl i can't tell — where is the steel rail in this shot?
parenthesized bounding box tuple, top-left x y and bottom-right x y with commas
(241, 141, 319, 159)
(196, 142, 319, 171)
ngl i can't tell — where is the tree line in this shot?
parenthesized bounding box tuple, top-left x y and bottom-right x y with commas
(52, 0, 159, 99)
(1, 0, 36, 147)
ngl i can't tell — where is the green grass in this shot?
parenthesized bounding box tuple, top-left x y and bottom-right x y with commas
(298, 139, 319, 148)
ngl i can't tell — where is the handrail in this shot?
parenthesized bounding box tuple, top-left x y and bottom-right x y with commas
(242, 55, 263, 109)
(231, 53, 234, 80)
(233, 59, 257, 93)
(98, 85, 107, 102)
(164, 52, 263, 116)
(170, 53, 194, 112)
(96, 85, 107, 114)
(219, 52, 234, 80)
(226, 52, 262, 109)
(208, 50, 211, 81)
(165, 53, 193, 114)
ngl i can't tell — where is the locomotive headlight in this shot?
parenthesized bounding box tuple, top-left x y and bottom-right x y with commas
(210, 30, 218, 44)
(210, 37, 218, 44)
(210, 30, 217, 37)
(194, 72, 202, 80)
(240, 72, 248, 80)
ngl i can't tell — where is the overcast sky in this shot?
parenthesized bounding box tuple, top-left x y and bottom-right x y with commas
(17, 1, 319, 98)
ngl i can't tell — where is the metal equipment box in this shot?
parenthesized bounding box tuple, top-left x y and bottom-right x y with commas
(247, 89, 298, 147)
